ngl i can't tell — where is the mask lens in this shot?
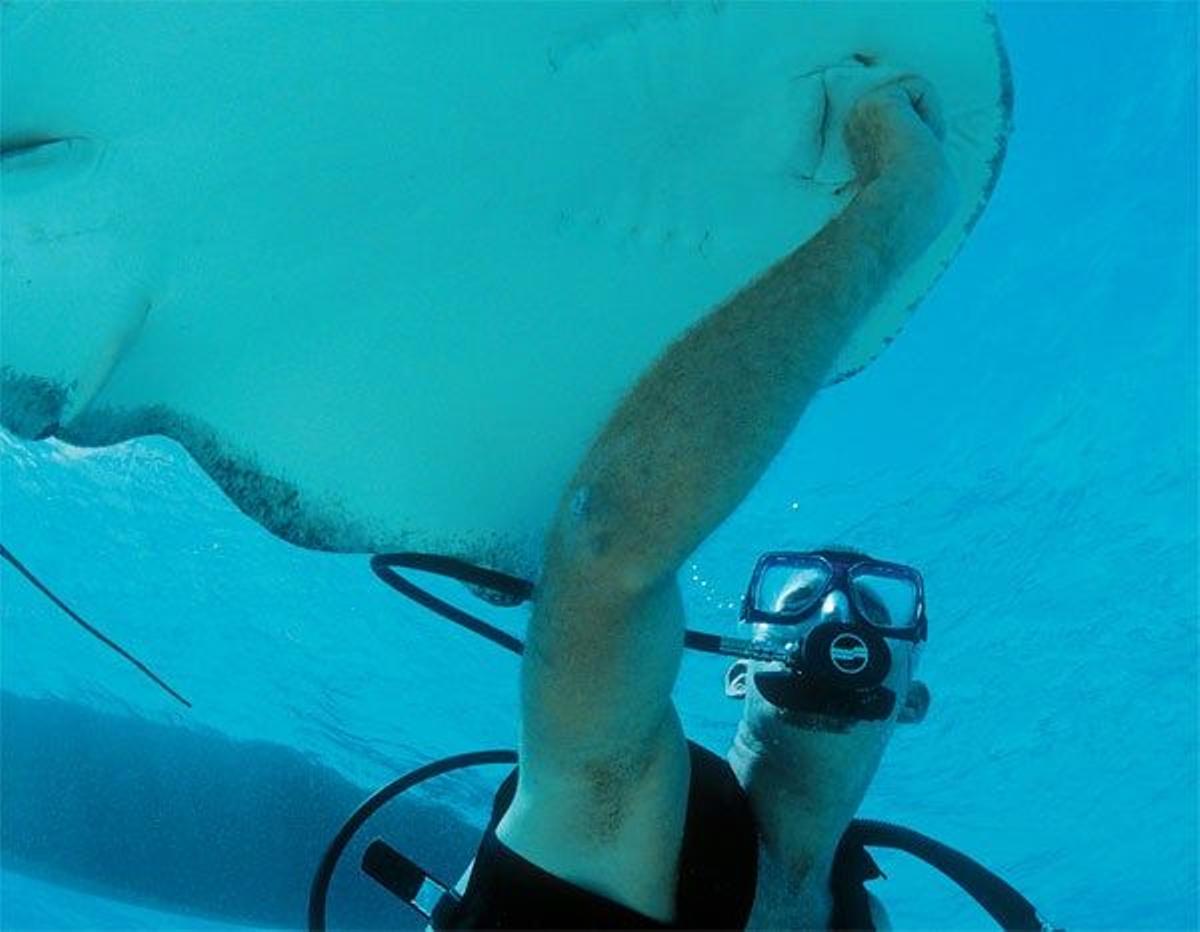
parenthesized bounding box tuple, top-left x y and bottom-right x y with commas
(755, 559, 829, 618)
(850, 568, 918, 629)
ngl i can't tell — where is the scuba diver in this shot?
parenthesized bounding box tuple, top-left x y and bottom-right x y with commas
(437, 74, 952, 930)
(435, 546, 928, 930)
(312, 73, 1055, 930)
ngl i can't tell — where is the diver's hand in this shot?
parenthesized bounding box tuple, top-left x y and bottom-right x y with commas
(845, 76, 947, 184)
(844, 76, 958, 260)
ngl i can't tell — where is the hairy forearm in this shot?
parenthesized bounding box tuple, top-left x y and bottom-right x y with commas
(547, 169, 945, 592)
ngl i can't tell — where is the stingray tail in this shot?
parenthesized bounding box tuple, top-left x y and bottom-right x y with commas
(0, 543, 191, 708)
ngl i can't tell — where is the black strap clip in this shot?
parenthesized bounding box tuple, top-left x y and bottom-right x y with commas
(362, 839, 461, 927)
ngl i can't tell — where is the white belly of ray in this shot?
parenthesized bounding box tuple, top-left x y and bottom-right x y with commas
(1, 2, 1010, 577)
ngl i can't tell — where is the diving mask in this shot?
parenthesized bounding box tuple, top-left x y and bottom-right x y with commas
(723, 550, 927, 722)
(742, 550, 927, 639)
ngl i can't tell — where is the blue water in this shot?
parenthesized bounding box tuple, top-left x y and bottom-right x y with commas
(2, 2, 1196, 930)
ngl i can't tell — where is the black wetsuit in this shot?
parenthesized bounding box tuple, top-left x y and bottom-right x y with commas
(438, 741, 883, 930)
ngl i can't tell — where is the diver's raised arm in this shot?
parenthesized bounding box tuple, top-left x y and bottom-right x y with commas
(553, 77, 956, 595)
(503, 79, 956, 888)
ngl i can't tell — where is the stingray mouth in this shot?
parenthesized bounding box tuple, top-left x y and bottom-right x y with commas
(1, 136, 101, 193)
(1, 135, 81, 164)
(754, 671, 895, 729)
(1, 136, 67, 157)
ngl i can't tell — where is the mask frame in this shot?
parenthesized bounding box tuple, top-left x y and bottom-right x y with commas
(741, 549, 928, 643)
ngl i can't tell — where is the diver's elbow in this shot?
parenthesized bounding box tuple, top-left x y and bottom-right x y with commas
(545, 485, 667, 598)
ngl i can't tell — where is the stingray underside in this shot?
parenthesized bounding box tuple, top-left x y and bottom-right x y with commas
(0, 2, 1011, 577)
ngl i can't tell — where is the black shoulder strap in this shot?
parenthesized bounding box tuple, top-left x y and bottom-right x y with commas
(674, 741, 759, 929)
(831, 829, 885, 931)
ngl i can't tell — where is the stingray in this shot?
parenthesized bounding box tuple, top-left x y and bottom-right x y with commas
(1, 2, 1011, 578)
(1, 691, 479, 928)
